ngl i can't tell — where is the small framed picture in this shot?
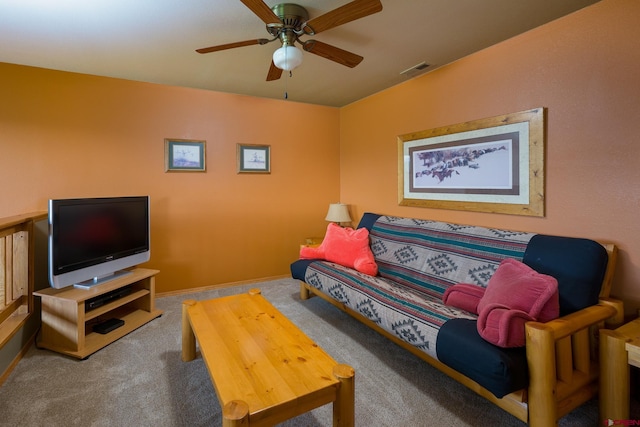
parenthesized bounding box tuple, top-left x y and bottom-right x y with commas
(165, 139, 206, 172)
(237, 144, 270, 174)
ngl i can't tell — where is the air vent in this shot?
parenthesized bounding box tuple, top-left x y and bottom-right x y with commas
(400, 61, 431, 78)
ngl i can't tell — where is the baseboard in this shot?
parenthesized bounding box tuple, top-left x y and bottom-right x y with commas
(156, 274, 290, 298)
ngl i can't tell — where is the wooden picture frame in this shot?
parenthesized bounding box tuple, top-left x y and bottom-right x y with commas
(165, 139, 206, 172)
(237, 144, 270, 174)
(398, 108, 545, 216)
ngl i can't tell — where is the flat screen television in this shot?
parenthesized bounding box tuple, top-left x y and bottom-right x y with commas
(48, 196, 150, 289)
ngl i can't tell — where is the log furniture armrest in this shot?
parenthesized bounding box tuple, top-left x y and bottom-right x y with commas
(524, 297, 624, 427)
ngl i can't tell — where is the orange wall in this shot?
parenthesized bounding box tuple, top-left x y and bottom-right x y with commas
(0, 64, 340, 293)
(340, 0, 640, 313)
(2, 0, 639, 313)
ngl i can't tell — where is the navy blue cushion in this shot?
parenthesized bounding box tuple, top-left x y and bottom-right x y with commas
(523, 235, 607, 316)
(290, 259, 316, 281)
(436, 319, 528, 398)
(357, 212, 381, 231)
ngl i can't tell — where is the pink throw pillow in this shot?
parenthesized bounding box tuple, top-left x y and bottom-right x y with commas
(477, 304, 536, 347)
(476, 258, 559, 347)
(477, 259, 559, 319)
(442, 283, 486, 314)
(300, 223, 378, 276)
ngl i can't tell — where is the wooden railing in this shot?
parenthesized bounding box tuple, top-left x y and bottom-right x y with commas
(0, 212, 46, 348)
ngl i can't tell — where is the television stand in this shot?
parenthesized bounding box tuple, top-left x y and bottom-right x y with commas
(34, 268, 162, 359)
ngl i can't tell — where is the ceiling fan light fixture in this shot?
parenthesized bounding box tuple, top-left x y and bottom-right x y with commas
(273, 44, 303, 71)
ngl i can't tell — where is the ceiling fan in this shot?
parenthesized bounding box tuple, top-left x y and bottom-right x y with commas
(196, 0, 383, 81)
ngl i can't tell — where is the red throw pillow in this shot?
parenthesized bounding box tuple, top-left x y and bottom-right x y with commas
(299, 223, 378, 276)
(476, 258, 559, 347)
(477, 305, 536, 348)
(442, 283, 486, 314)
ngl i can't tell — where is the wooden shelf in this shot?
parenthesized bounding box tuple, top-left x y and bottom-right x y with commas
(35, 268, 162, 359)
(84, 289, 150, 321)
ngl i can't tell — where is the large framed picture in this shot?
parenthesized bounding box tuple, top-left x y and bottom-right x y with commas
(165, 139, 206, 172)
(237, 144, 270, 174)
(398, 108, 545, 216)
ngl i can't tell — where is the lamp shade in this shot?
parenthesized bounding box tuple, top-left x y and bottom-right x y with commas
(325, 203, 352, 223)
(273, 45, 303, 71)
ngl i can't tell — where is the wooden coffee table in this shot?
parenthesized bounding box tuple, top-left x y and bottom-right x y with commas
(182, 289, 355, 427)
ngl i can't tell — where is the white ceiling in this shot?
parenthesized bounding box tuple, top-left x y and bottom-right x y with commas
(0, 0, 600, 107)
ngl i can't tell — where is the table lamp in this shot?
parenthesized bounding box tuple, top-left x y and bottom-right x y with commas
(325, 203, 352, 226)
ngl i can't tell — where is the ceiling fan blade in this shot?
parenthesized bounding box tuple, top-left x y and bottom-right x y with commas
(303, 0, 382, 35)
(240, 0, 282, 25)
(303, 40, 363, 68)
(266, 61, 283, 81)
(196, 39, 269, 54)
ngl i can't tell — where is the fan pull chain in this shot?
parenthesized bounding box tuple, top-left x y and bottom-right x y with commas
(284, 70, 293, 100)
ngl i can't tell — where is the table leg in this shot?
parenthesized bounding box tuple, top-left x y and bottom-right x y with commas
(223, 400, 250, 427)
(182, 300, 197, 362)
(333, 364, 355, 427)
(600, 329, 630, 422)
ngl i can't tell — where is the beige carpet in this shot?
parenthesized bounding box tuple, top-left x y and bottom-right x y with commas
(0, 278, 636, 426)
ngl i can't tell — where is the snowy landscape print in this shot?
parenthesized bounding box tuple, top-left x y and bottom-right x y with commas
(172, 144, 201, 167)
(237, 144, 270, 173)
(243, 149, 266, 169)
(398, 109, 542, 216)
(411, 139, 515, 193)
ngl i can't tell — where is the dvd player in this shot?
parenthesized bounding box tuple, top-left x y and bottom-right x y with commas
(85, 286, 132, 312)
(93, 318, 125, 334)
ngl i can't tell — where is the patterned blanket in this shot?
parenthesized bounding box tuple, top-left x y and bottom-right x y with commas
(371, 216, 534, 297)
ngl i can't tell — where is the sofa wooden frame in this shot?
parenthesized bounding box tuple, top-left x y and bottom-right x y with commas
(299, 242, 623, 427)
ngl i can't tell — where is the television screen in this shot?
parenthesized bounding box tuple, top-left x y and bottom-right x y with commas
(48, 196, 150, 289)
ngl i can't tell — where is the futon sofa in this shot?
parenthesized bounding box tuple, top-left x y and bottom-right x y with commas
(290, 213, 623, 426)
